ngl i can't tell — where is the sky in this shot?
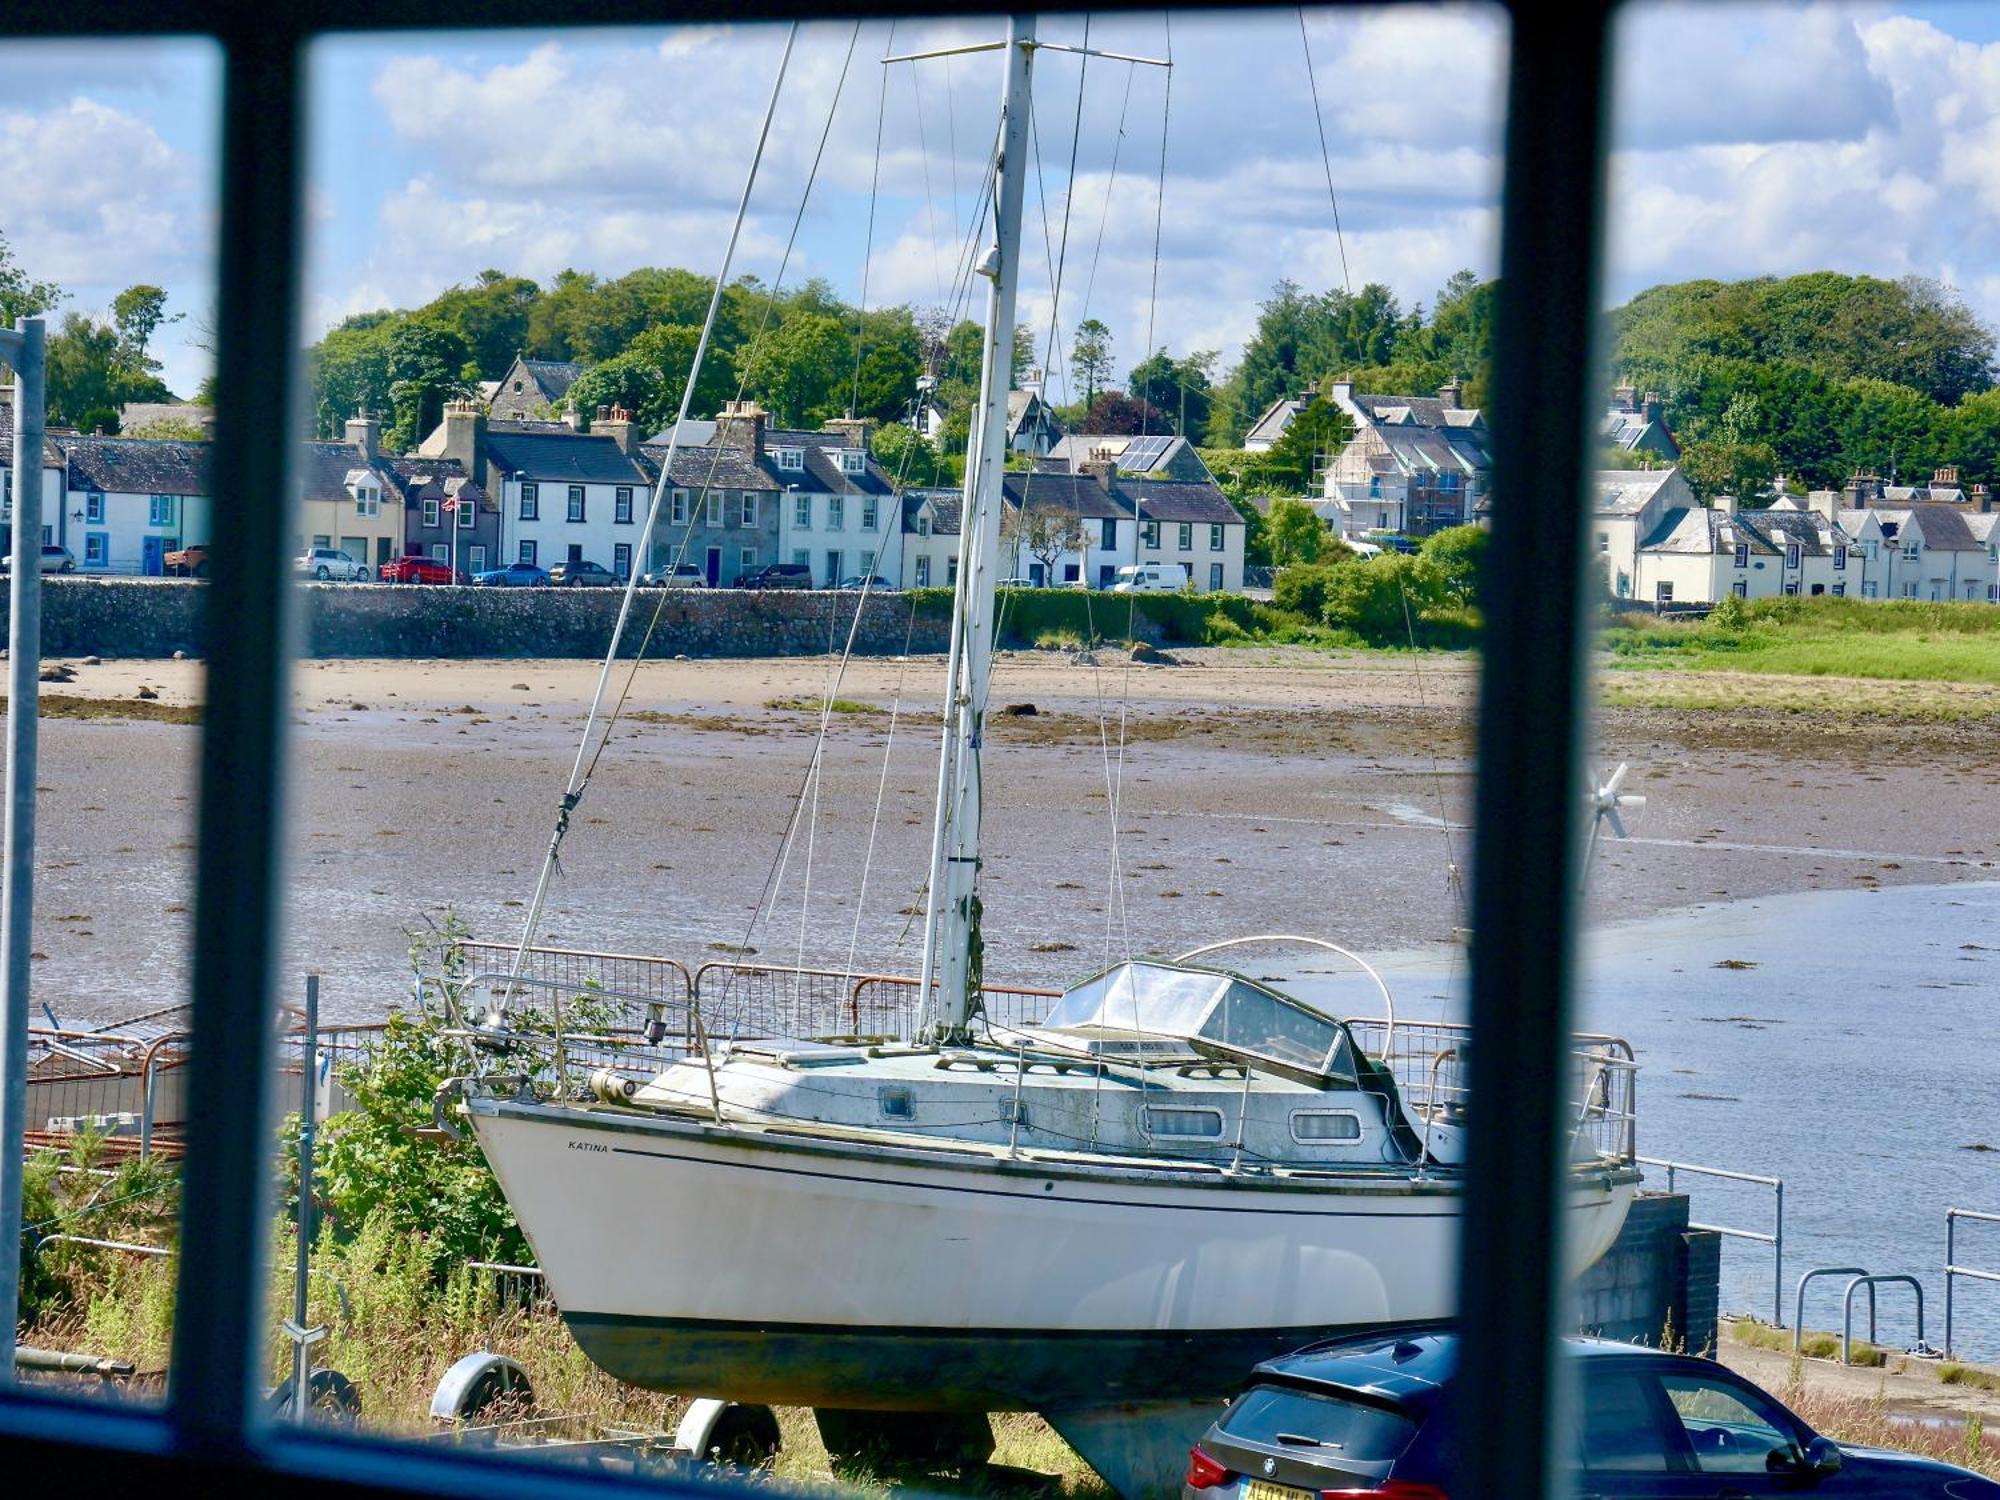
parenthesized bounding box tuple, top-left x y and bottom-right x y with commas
(4, 3, 2000, 405)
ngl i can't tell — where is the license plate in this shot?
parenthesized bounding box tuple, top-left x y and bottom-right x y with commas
(1245, 1480, 1313, 1500)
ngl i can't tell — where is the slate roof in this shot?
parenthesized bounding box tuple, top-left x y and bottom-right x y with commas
(905, 487, 962, 536)
(297, 441, 393, 504)
(1964, 512, 1998, 545)
(1352, 392, 1480, 430)
(520, 359, 585, 399)
(485, 429, 652, 486)
(61, 434, 210, 495)
(0, 403, 65, 470)
(636, 441, 778, 492)
(1601, 408, 1677, 454)
(1115, 477, 1241, 525)
(1047, 432, 1202, 476)
(386, 455, 494, 513)
(1006, 390, 1059, 439)
(1594, 468, 1678, 515)
(758, 427, 895, 496)
(1003, 471, 1127, 520)
(1907, 502, 1985, 551)
(1002, 470, 1240, 526)
(1638, 505, 1842, 557)
(1245, 394, 1307, 447)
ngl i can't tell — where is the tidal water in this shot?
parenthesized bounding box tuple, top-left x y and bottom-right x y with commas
(1282, 882, 2000, 1363)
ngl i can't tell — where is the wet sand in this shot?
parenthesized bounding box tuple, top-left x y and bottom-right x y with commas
(25, 648, 2000, 1025)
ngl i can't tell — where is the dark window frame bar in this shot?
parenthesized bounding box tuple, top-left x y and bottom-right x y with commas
(0, 4, 1614, 1496)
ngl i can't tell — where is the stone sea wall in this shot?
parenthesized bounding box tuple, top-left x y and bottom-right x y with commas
(5, 578, 955, 660)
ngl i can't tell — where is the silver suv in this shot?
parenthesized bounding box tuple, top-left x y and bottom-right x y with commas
(295, 547, 369, 581)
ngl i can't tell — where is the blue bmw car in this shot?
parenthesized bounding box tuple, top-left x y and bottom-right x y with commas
(472, 561, 551, 587)
(1186, 1330, 1999, 1499)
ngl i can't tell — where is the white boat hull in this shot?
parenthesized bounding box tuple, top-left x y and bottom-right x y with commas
(470, 1100, 1636, 1410)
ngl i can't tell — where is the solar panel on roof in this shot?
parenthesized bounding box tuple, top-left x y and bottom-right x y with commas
(1118, 435, 1175, 471)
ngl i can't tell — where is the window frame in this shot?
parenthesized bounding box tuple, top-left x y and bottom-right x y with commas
(0, 9, 1618, 1500)
(519, 481, 539, 521)
(566, 484, 586, 523)
(614, 486, 633, 524)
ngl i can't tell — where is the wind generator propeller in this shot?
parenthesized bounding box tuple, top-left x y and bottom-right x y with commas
(1589, 762, 1645, 841)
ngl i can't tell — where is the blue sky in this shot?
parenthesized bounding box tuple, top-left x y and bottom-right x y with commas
(4, 4, 2000, 405)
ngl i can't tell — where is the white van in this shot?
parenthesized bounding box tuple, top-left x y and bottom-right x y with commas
(1109, 563, 1190, 593)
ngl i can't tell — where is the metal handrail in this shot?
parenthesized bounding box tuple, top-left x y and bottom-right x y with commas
(1794, 1267, 1870, 1355)
(1174, 934, 1398, 1054)
(1842, 1274, 1925, 1367)
(1642, 1156, 1785, 1326)
(34, 1233, 169, 1259)
(1945, 1207, 2000, 1359)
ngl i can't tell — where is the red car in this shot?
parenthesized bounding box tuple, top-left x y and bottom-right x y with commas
(379, 555, 464, 585)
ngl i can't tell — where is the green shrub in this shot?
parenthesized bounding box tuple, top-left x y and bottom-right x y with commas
(1273, 562, 1350, 622)
(1321, 554, 1454, 645)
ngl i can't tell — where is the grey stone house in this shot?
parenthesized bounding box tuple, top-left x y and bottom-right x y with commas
(488, 354, 587, 421)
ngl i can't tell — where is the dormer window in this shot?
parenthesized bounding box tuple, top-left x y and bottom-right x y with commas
(917, 516, 931, 537)
(838, 450, 865, 476)
(777, 447, 806, 472)
(1732, 543, 1748, 569)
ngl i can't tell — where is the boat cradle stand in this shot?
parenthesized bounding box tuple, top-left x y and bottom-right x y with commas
(1039, 1399, 1223, 1498)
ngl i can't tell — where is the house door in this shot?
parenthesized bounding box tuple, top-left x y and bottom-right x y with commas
(705, 546, 722, 586)
(826, 550, 843, 585)
(1097, 564, 1116, 589)
(1028, 562, 1045, 586)
(141, 536, 165, 576)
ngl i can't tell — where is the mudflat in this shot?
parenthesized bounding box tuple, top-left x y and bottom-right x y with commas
(23, 647, 2000, 1024)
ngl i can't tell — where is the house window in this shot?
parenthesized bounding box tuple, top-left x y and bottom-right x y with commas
(1731, 579, 1747, 598)
(1210, 523, 1224, 551)
(1834, 545, 1847, 571)
(947, 556, 959, 586)
(430, 543, 448, 563)
(1209, 562, 1224, 590)
(828, 496, 844, 530)
(468, 544, 486, 575)
(1655, 581, 1673, 603)
(795, 493, 812, 528)
(1596, 532, 1608, 553)
(792, 548, 810, 568)
(615, 486, 633, 524)
(740, 547, 757, 571)
(777, 447, 805, 471)
(670, 489, 689, 526)
(520, 482, 539, 520)
(1785, 543, 1801, 569)
(862, 498, 878, 530)
(706, 492, 722, 527)
(915, 556, 931, 587)
(84, 532, 108, 566)
(566, 485, 585, 522)
(860, 549, 876, 576)
(86, 491, 105, 523)
(839, 449, 865, 475)
(1177, 522, 1193, 550)
(1903, 542, 1920, 561)
(1141, 520, 1159, 548)
(1101, 517, 1117, 549)
(422, 496, 439, 528)
(1732, 543, 1748, 569)
(456, 499, 474, 529)
(740, 493, 758, 527)
(1903, 582, 1918, 598)
(917, 515, 931, 537)
(312, 533, 331, 549)
(519, 539, 537, 566)
(1865, 539, 1879, 560)
(1831, 583, 1846, 598)
(149, 494, 176, 526)
(1783, 580, 1800, 596)
(1862, 581, 1878, 598)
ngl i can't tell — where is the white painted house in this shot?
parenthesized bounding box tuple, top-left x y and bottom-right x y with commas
(485, 412, 653, 579)
(1835, 503, 1989, 602)
(58, 434, 210, 575)
(0, 401, 67, 553)
(1633, 494, 1858, 605)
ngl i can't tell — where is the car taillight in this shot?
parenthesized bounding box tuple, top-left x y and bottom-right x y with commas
(1320, 1485, 1447, 1500)
(1186, 1446, 1232, 1490)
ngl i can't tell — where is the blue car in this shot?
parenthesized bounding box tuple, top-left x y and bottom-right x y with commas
(1186, 1329, 2000, 1499)
(473, 561, 551, 588)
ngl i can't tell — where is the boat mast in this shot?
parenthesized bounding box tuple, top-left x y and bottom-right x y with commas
(917, 16, 1034, 1043)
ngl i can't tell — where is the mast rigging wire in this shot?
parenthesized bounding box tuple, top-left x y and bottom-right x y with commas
(1298, 7, 1353, 296)
(849, 21, 894, 421)
(500, 22, 801, 1006)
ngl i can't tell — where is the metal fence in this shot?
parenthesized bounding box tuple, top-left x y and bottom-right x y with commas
(1639, 1156, 1785, 1328)
(1945, 1207, 2000, 1360)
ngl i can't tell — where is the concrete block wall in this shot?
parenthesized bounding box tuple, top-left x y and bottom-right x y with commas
(1575, 1191, 1720, 1355)
(5, 578, 956, 660)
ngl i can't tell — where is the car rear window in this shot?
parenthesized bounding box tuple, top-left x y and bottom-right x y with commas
(1220, 1385, 1418, 1461)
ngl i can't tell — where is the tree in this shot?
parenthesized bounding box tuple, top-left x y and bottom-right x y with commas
(1080, 390, 1169, 436)
(1321, 553, 1449, 644)
(1071, 318, 1115, 407)
(1248, 395, 1354, 494)
(110, 285, 180, 382)
(1002, 496, 1086, 585)
(421, 270, 541, 377)
(565, 353, 663, 430)
(1265, 497, 1325, 566)
(625, 323, 733, 429)
(384, 320, 473, 450)
(0, 231, 61, 330)
(46, 313, 130, 429)
(1682, 438, 1778, 505)
(309, 314, 398, 437)
(1419, 524, 1489, 604)
(1128, 348, 1217, 442)
(736, 311, 852, 426)
(871, 421, 957, 488)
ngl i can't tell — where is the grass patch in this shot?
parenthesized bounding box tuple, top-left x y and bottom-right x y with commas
(1729, 1319, 1888, 1367)
(1942, 1363, 2000, 1392)
(0, 694, 202, 725)
(1603, 597, 2000, 687)
(764, 696, 880, 715)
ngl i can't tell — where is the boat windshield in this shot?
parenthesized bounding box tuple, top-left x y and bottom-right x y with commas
(1039, 961, 1355, 1079)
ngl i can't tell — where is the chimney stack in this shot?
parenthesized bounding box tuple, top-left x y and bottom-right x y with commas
(822, 415, 871, 450)
(345, 408, 380, 463)
(1642, 391, 1663, 424)
(1438, 377, 1464, 410)
(1933, 465, 1960, 489)
(598, 404, 639, 457)
(1613, 382, 1636, 411)
(1079, 457, 1116, 491)
(1020, 367, 1044, 400)
(440, 398, 487, 483)
(1973, 482, 1991, 513)
(1711, 493, 1737, 516)
(716, 398, 768, 457)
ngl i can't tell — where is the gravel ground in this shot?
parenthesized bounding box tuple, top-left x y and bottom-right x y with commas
(22, 648, 2000, 1026)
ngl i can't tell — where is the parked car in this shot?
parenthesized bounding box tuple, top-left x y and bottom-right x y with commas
(998, 576, 1038, 588)
(1186, 1329, 2000, 1499)
(836, 575, 895, 591)
(549, 558, 621, 587)
(472, 561, 551, 588)
(0, 544, 77, 575)
(641, 563, 707, 588)
(164, 544, 209, 577)
(734, 563, 814, 590)
(294, 547, 369, 581)
(1345, 539, 1385, 559)
(378, 554, 462, 585)
(1109, 562, 1189, 593)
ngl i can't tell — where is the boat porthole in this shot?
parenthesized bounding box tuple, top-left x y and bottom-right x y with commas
(1043, 1182, 1054, 1192)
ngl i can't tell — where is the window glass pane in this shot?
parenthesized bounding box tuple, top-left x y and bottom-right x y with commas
(6, 33, 220, 1414)
(1220, 1384, 1418, 1462)
(1659, 1374, 1799, 1474)
(1579, 1369, 1675, 1473)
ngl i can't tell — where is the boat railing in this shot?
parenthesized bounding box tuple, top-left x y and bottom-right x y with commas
(459, 940, 694, 1005)
(1346, 1016, 1638, 1165)
(696, 960, 1058, 1043)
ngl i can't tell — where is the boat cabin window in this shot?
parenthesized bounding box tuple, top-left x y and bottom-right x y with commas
(1143, 1105, 1223, 1140)
(878, 1087, 914, 1120)
(1202, 979, 1345, 1076)
(1291, 1109, 1363, 1143)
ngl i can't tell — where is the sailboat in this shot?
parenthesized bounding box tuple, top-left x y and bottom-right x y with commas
(449, 19, 1639, 1492)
